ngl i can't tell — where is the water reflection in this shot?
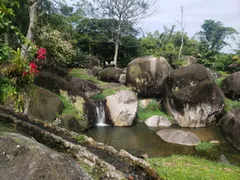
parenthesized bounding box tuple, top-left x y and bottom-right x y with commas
(85, 123, 240, 165)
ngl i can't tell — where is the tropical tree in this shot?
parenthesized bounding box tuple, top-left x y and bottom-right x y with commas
(197, 20, 238, 52)
(77, 18, 140, 67)
(88, 0, 157, 67)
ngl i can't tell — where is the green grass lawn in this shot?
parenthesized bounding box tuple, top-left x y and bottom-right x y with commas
(69, 68, 106, 86)
(149, 155, 240, 180)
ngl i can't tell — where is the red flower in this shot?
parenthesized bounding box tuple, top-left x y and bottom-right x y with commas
(22, 62, 38, 77)
(29, 62, 37, 69)
(22, 71, 28, 77)
(37, 47, 46, 59)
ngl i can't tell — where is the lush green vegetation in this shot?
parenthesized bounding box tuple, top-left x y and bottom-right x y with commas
(224, 98, 240, 112)
(58, 94, 81, 120)
(195, 142, 215, 153)
(149, 155, 240, 180)
(138, 100, 173, 122)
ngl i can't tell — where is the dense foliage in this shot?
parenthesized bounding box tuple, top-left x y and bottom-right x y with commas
(0, 0, 239, 109)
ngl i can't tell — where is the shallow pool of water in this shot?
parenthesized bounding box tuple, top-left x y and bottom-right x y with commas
(85, 123, 240, 165)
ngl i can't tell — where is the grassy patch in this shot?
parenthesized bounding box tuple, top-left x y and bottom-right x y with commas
(149, 155, 240, 180)
(91, 88, 116, 100)
(218, 71, 230, 78)
(195, 142, 215, 153)
(215, 77, 225, 86)
(138, 100, 173, 122)
(69, 68, 106, 86)
(58, 95, 81, 119)
(224, 98, 240, 112)
(75, 134, 87, 143)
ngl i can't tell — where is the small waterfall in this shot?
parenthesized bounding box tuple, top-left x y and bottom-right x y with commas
(95, 101, 108, 127)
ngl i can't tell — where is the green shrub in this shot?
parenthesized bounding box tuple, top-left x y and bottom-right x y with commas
(195, 142, 215, 153)
(37, 26, 76, 65)
(75, 134, 87, 143)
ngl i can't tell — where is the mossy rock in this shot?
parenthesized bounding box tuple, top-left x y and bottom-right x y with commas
(164, 64, 224, 127)
(126, 56, 172, 96)
(27, 86, 64, 122)
(97, 67, 123, 83)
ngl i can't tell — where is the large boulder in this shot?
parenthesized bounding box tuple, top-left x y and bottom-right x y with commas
(98, 67, 123, 83)
(34, 72, 96, 130)
(84, 55, 100, 69)
(156, 129, 201, 146)
(0, 133, 91, 180)
(221, 71, 240, 100)
(105, 90, 138, 126)
(36, 59, 68, 77)
(164, 64, 224, 127)
(144, 115, 171, 127)
(27, 86, 64, 122)
(67, 76, 102, 97)
(126, 56, 172, 96)
(219, 108, 240, 150)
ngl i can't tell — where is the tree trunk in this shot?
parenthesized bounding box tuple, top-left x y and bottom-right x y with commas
(21, 0, 40, 58)
(177, 6, 185, 61)
(113, 39, 119, 67)
(178, 39, 184, 61)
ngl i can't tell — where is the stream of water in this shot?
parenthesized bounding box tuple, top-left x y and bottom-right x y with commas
(85, 122, 240, 165)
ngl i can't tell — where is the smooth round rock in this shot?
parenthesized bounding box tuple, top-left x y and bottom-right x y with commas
(156, 129, 201, 146)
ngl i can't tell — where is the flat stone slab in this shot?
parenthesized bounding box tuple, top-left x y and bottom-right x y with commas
(144, 115, 171, 127)
(156, 129, 201, 146)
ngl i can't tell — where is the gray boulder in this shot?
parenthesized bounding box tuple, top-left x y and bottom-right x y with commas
(105, 90, 138, 126)
(219, 108, 240, 150)
(164, 64, 224, 127)
(145, 115, 171, 127)
(98, 67, 123, 83)
(85, 55, 100, 69)
(126, 56, 172, 96)
(0, 133, 91, 180)
(27, 86, 64, 122)
(221, 71, 240, 100)
(67, 76, 102, 97)
(156, 129, 201, 146)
